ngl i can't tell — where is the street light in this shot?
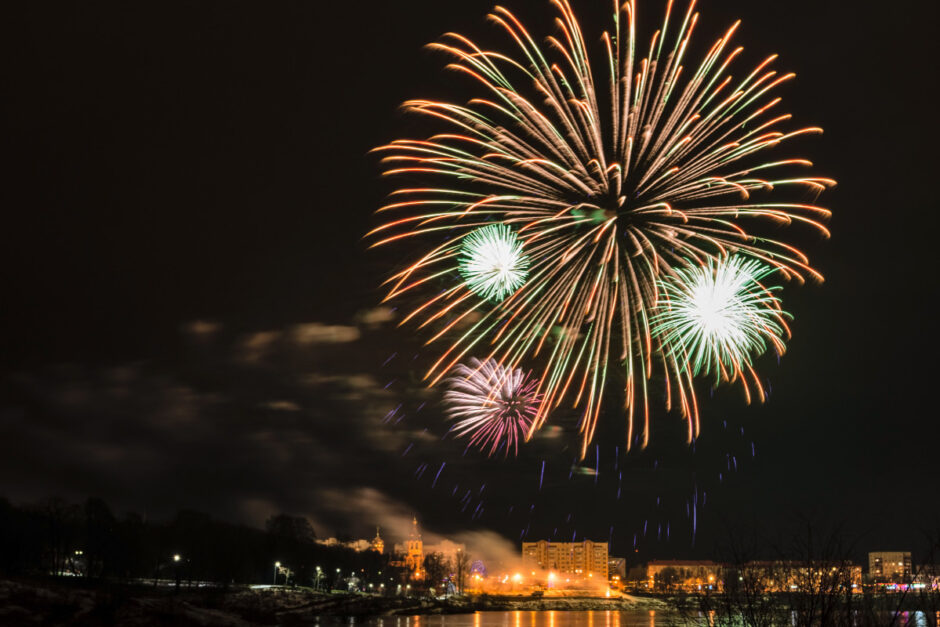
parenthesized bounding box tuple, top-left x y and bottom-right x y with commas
(274, 561, 281, 585)
(173, 555, 182, 592)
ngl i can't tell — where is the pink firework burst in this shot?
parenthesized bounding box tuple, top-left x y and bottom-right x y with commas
(444, 358, 541, 457)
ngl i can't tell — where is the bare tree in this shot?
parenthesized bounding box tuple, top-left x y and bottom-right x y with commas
(83, 497, 116, 578)
(37, 497, 80, 576)
(656, 566, 681, 593)
(673, 517, 940, 627)
(774, 520, 862, 627)
(422, 552, 452, 595)
(687, 529, 780, 627)
(454, 548, 471, 595)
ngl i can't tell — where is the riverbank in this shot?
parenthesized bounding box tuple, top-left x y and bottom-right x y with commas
(461, 594, 669, 613)
(0, 579, 668, 625)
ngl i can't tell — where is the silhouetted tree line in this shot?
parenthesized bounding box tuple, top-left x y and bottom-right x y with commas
(0, 496, 403, 589)
(671, 518, 940, 627)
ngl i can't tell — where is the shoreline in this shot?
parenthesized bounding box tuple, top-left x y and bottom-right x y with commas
(0, 578, 669, 624)
(445, 595, 669, 615)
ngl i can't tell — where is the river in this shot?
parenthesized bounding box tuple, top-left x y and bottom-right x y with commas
(325, 611, 683, 627)
(320, 608, 940, 627)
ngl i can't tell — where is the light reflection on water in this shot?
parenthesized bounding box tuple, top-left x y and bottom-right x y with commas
(319, 608, 940, 627)
(324, 610, 682, 627)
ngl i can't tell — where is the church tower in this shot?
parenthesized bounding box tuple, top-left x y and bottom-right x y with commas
(404, 516, 424, 579)
(371, 526, 385, 554)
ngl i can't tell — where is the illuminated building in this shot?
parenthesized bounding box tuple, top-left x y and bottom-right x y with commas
(742, 561, 862, 592)
(646, 560, 722, 591)
(371, 527, 384, 554)
(521, 540, 609, 579)
(391, 517, 425, 580)
(404, 517, 424, 576)
(869, 552, 912, 582)
(309, 525, 384, 555)
(608, 557, 627, 580)
(914, 564, 940, 588)
(388, 518, 467, 582)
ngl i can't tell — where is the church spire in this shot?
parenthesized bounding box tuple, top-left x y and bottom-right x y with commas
(371, 526, 384, 554)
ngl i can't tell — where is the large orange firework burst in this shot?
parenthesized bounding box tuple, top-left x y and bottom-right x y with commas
(370, 0, 833, 457)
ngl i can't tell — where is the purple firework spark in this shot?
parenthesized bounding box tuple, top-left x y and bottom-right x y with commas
(444, 357, 541, 457)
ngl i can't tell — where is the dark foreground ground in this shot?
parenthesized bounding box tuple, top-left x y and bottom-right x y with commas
(0, 579, 666, 626)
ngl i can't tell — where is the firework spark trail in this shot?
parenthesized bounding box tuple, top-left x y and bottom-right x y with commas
(373, 0, 832, 455)
(431, 462, 446, 488)
(382, 404, 402, 424)
(594, 445, 600, 484)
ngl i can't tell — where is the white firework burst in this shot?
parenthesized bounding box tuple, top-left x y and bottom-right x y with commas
(458, 224, 529, 302)
(653, 255, 790, 387)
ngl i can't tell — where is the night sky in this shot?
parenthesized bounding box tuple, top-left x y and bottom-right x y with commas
(2, 1, 938, 563)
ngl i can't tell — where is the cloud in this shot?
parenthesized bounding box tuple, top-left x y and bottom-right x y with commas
(0, 313, 687, 556)
(0, 317, 437, 535)
(313, 487, 418, 541)
(290, 323, 360, 345)
(355, 306, 396, 329)
(236, 330, 282, 363)
(300, 373, 380, 391)
(259, 400, 302, 412)
(307, 487, 522, 565)
(182, 320, 222, 339)
(448, 530, 521, 568)
(233, 323, 361, 365)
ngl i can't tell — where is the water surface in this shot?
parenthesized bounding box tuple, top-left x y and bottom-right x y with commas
(330, 610, 683, 627)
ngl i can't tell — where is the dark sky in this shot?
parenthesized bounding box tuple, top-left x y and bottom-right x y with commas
(1, 0, 938, 563)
